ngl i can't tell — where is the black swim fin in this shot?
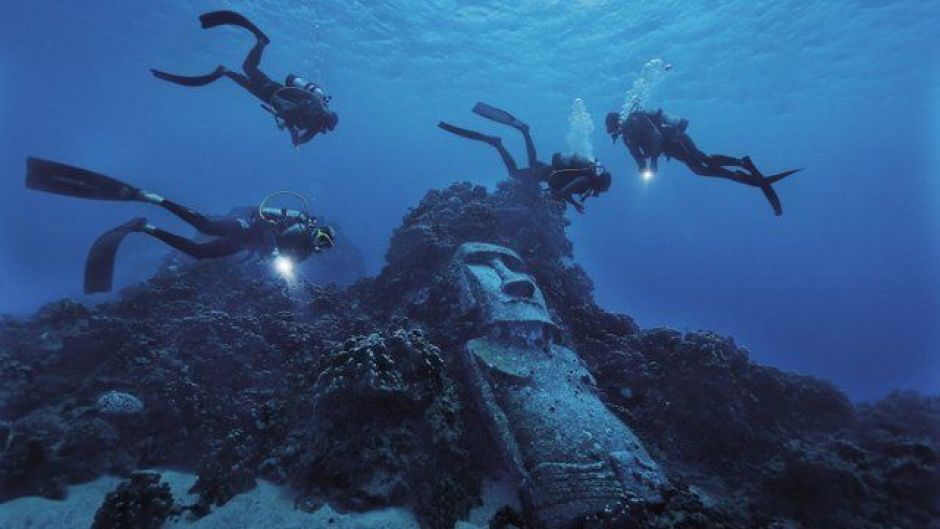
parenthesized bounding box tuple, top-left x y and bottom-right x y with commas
(472, 102, 528, 131)
(26, 157, 142, 201)
(438, 122, 501, 146)
(759, 183, 784, 216)
(740, 157, 796, 216)
(765, 168, 802, 185)
(151, 66, 226, 87)
(199, 10, 269, 41)
(84, 217, 147, 294)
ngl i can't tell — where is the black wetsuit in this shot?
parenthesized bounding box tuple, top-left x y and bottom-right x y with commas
(612, 109, 799, 215)
(438, 103, 610, 212)
(151, 10, 334, 146)
(223, 37, 329, 146)
(145, 201, 271, 259)
(621, 109, 752, 183)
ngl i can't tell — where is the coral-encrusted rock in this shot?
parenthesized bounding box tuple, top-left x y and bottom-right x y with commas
(312, 329, 444, 418)
(96, 391, 144, 415)
(599, 329, 854, 465)
(293, 329, 477, 528)
(91, 472, 176, 529)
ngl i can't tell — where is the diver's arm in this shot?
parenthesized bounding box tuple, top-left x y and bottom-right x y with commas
(565, 194, 586, 213)
(555, 176, 591, 213)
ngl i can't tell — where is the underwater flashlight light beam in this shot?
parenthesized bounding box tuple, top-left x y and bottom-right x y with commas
(274, 255, 295, 278)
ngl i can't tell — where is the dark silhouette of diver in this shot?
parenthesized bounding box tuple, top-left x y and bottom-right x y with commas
(605, 109, 800, 215)
(151, 10, 338, 147)
(25, 157, 336, 294)
(439, 103, 612, 213)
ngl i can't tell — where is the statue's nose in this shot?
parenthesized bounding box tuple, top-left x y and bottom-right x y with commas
(503, 279, 535, 299)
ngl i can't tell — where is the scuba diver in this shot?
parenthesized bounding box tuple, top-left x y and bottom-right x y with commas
(439, 102, 612, 213)
(605, 109, 800, 216)
(151, 10, 338, 147)
(25, 157, 336, 294)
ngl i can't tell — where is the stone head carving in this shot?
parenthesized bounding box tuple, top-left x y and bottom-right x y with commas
(451, 242, 554, 330)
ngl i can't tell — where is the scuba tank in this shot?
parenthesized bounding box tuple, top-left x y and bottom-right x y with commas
(285, 74, 331, 104)
(551, 152, 595, 171)
(257, 191, 334, 262)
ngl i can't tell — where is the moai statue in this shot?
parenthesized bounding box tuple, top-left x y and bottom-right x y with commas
(451, 242, 667, 528)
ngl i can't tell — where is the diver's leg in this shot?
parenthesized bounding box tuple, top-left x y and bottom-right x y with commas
(438, 122, 520, 177)
(706, 154, 746, 168)
(142, 195, 244, 237)
(241, 36, 271, 81)
(222, 70, 254, 92)
(234, 37, 278, 100)
(471, 102, 537, 164)
(519, 126, 538, 168)
(692, 163, 754, 184)
(142, 227, 245, 259)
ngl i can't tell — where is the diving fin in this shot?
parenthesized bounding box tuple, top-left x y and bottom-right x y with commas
(765, 168, 801, 185)
(26, 157, 142, 201)
(472, 102, 528, 131)
(84, 217, 147, 294)
(151, 66, 226, 87)
(738, 156, 794, 216)
(438, 122, 501, 146)
(758, 183, 784, 216)
(199, 10, 269, 41)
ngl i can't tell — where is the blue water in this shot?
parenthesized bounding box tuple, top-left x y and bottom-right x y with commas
(0, 1, 937, 400)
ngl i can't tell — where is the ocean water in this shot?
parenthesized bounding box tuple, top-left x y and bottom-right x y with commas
(0, 0, 937, 403)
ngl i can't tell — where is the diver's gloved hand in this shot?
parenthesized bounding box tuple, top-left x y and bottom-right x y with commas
(313, 226, 335, 250)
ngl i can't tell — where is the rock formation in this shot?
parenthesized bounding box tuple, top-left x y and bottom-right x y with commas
(0, 180, 937, 529)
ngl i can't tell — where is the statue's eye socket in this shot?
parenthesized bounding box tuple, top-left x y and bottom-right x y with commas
(465, 253, 493, 266)
(464, 252, 527, 273)
(500, 256, 528, 274)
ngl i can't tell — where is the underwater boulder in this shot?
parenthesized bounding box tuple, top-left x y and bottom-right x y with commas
(90, 472, 176, 529)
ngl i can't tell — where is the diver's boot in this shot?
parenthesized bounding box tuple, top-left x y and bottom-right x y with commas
(136, 191, 165, 205)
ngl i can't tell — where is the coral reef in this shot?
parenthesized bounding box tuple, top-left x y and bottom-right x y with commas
(96, 391, 144, 415)
(0, 179, 937, 528)
(90, 472, 176, 529)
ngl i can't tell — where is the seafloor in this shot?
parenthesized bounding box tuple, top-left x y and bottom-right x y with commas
(1, 180, 937, 529)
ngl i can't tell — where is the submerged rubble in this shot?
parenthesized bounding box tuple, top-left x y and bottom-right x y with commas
(91, 472, 177, 529)
(0, 180, 937, 528)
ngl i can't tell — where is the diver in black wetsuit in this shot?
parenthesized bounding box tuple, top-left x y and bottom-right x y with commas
(25, 157, 336, 293)
(439, 103, 612, 213)
(151, 10, 338, 147)
(605, 109, 800, 216)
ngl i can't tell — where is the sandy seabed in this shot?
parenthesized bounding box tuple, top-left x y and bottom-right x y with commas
(0, 470, 517, 529)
